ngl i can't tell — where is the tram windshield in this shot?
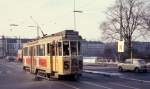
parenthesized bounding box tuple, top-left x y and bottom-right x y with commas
(63, 41, 80, 56)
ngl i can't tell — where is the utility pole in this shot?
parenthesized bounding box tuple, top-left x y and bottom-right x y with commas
(74, 0, 76, 30)
(30, 16, 40, 39)
(73, 0, 82, 30)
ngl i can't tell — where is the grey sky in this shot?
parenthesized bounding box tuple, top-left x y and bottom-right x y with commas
(0, 0, 115, 40)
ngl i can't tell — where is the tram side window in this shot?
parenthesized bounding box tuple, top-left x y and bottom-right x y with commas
(23, 47, 28, 56)
(33, 46, 36, 56)
(51, 44, 55, 56)
(47, 43, 50, 55)
(47, 43, 55, 56)
(63, 41, 69, 56)
(37, 45, 45, 56)
(70, 41, 77, 55)
(58, 42, 62, 56)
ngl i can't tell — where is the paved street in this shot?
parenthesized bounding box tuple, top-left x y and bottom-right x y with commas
(84, 64, 150, 82)
(1, 61, 150, 89)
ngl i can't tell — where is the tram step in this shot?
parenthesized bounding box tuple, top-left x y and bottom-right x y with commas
(35, 75, 58, 81)
(35, 75, 50, 80)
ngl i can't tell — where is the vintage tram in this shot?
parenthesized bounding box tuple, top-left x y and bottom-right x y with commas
(22, 30, 83, 80)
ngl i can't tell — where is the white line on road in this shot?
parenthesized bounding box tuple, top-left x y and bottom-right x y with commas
(82, 81, 113, 89)
(110, 82, 140, 89)
(84, 70, 122, 76)
(84, 66, 117, 69)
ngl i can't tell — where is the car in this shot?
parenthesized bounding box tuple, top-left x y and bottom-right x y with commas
(118, 58, 148, 73)
(6, 56, 16, 62)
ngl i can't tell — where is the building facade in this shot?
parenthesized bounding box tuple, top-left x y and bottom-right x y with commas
(81, 40, 105, 57)
(0, 36, 33, 58)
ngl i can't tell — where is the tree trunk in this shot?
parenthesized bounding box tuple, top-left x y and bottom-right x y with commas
(127, 36, 132, 59)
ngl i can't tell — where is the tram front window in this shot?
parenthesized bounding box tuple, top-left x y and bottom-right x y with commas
(63, 41, 78, 56)
(70, 41, 77, 55)
(63, 41, 69, 56)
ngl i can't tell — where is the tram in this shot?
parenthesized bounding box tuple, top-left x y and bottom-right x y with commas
(22, 30, 83, 80)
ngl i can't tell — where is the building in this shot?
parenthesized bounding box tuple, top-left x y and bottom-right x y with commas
(0, 36, 33, 58)
(81, 41, 150, 62)
(133, 42, 150, 53)
(81, 40, 105, 57)
(132, 42, 150, 58)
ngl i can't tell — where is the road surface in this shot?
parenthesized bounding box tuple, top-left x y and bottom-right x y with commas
(0, 60, 150, 89)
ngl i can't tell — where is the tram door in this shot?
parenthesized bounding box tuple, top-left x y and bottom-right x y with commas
(48, 43, 54, 74)
(29, 47, 35, 73)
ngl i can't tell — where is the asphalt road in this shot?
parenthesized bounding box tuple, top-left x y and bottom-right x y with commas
(84, 65, 150, 82)
(0, 61, 150, 89)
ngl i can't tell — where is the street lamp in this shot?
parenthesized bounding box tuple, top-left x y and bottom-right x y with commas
(73, 0, 83, 30)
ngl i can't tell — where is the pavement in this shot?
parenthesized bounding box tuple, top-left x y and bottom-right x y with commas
(83, 64, 150, 84)
(1, 60, 150, 89)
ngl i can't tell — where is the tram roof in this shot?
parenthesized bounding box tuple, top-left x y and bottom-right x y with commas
(24, 30, 82, 45)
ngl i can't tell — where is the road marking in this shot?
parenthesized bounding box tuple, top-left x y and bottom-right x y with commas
(82, 81, 113, 89)
(110, 82, 140, 89)
(84, 66, 117, 69)
(84, 70, 122, 76)
(59, 82, 80, 89)
(119, 76, 150, 84)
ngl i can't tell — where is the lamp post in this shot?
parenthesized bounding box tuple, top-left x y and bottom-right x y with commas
(73, 0, 83, 30)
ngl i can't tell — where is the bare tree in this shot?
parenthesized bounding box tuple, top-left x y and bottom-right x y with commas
(100, 0, 150, 58)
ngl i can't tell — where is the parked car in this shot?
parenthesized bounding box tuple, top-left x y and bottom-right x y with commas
(118, 58, 148, 72)
(6, 56, 16, 62)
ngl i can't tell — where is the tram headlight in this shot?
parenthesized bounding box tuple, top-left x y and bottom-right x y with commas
(64, 61, 70, 69)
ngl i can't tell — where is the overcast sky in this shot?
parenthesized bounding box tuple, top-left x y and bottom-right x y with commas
(0, 0, 116, 40)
